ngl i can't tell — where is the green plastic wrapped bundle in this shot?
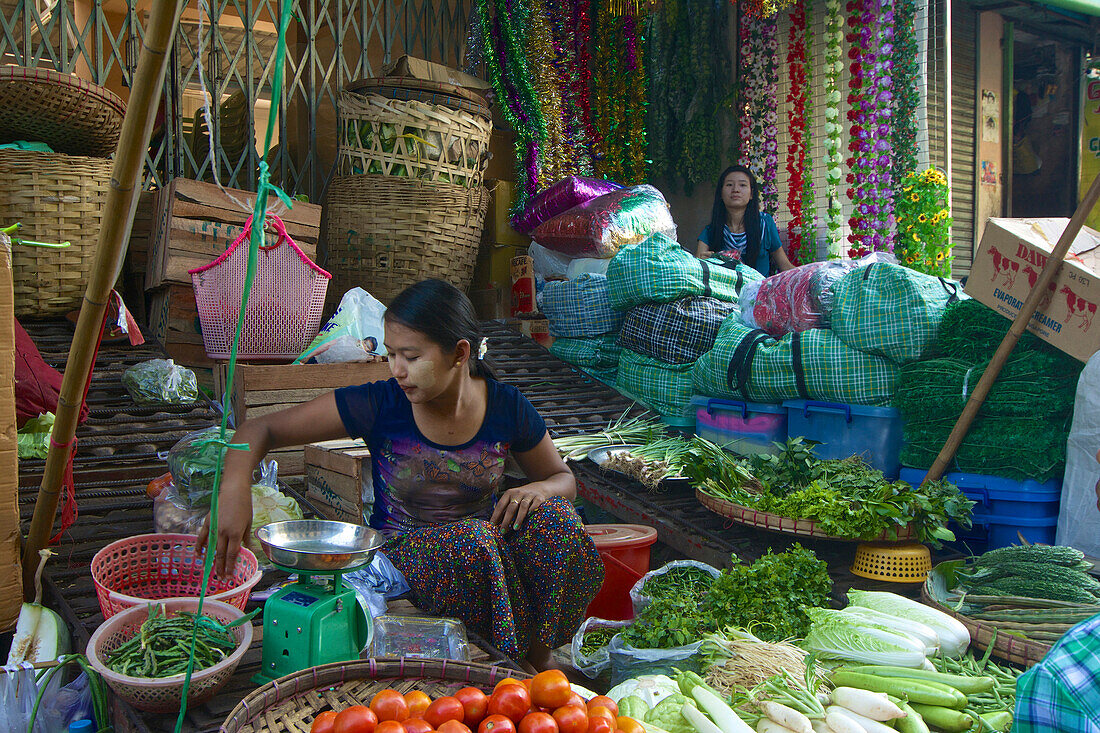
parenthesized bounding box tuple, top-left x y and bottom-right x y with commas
(616, 350, 695, 418)
(549, 335, 622, 372)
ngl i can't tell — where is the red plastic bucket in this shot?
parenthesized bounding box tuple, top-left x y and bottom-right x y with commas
(584, 524, 658, 620)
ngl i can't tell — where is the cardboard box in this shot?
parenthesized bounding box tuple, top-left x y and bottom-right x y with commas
(966, 218, 1100, 362)
(214, 361, 391, 479)
(0, 236, 22, 626)
(382, 55, 491, 93)
(305, 439, 374, 524)
(146, 178, 321, 290)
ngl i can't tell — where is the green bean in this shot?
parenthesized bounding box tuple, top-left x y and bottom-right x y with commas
(105, 603, 241, 678)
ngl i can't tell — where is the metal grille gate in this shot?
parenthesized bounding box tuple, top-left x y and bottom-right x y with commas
(0, 0, 474, 201)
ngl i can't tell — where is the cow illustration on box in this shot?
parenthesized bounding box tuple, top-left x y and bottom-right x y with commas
(1061, 285, 1096, 332)
(988, 245, 1020, 289)
(1022, 265, 1058, 311)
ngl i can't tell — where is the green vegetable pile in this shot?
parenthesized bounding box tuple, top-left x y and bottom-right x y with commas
(701, 438, 974, 546)
(122, 359, 201, 405)
(641, 566, 716, 603)
(166, 427, 229, 508)
(106, 604, 254, 678)
(620, 546, 832, 648)
(580, 627, 618, 657)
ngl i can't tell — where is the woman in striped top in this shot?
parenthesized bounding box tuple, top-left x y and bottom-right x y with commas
(695, 165, 796, 276)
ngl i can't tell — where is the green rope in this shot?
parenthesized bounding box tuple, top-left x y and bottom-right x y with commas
(173, 0, 294, 729)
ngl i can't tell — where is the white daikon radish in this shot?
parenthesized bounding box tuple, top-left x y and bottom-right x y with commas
(810, 722, 836, 733)
(7, 549, 69, 665)
(830, 688, 905, 721)
(760, 701, 813, 733)
(682, 703, 728, 733)
(756, 721, 798, 733)
(688, 688, 756, 733)
(824, 708, 867, 733)
(828, 707, 897, 733)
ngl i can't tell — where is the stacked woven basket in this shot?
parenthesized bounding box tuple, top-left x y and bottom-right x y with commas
(323, 76, 492, 306)
(0, 67, 125, 317)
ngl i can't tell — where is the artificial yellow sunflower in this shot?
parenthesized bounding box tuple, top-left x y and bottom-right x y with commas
(918, 214, 928, 222)
(909, 193, 919, 202)
(936, 251, 946, 261)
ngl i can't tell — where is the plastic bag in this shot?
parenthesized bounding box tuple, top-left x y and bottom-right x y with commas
(532, 185, 676, 259)
(245, 461, 303, 561)
(295, 287, 387, 364)
(738, 262, 849, 335)
(166, 427, 227, 508)
(512, 176, 622, 234)
(528, 241, 611, 281)
(122, 359, 200, 405)
(17, 412, 54, 459)
(154, 481, 206, 534)
(570, 617, 632, 679)
(0, 664, 93, 733)
(628, 560, 721, 616)
(607, 634, 704, 687)
(343, 551, 412, 618)
(1056, 351, 1100, 557)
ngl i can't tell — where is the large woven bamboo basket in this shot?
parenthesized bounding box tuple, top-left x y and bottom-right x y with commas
(337, 91, 492, 188)
(222, 658, 529, 733)
(323, 174, 489, 306)
(0, 150, 113, 316)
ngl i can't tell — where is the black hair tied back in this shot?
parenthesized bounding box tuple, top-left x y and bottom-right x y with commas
(384, 279, 492, 378)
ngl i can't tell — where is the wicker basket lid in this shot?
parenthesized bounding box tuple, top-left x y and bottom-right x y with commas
(0, 66, 126, 157)
(345, 76, 491, 119)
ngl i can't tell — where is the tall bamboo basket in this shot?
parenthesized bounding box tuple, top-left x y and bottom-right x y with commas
(323, 175, 489, 306)
(0, 150, 113, 316)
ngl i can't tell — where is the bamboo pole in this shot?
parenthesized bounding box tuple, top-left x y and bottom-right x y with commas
(922, 171, 1100, 485)
(21, 0, 185, 598)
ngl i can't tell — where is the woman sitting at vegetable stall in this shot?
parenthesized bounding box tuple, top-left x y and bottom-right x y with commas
(696, 165, 796, 277)
(201, 279, 604, 671)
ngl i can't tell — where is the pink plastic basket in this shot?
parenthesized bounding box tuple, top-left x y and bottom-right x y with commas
(189, 213, 331, 359)
(90, 533, 262, 619)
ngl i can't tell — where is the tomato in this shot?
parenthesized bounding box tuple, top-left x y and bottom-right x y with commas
(334, 705, 379, 733)
(146, 473, 173, 499)
(551, 705, 588, 733)
(586, 717, 613, 733)
(402, 720, 434, 733)
(529, 671, 571, 710)
(405, 691, 433, 718)
(311, 710, 338, 733)
(376, 721, 406, 733)
(372, 690, 411, 722)
(495, 677, 529, 692)
(587, 708, 615, 724)
(615, 717, 645, 733)
(488, 685, 532, 723)
(454, 687, 490, 726)
(479, 715, 518, 733)
(425, 697, 466, 728)
(586, 699, 618, 717)
(439, 720, 474, 733)
(518, 712, 559, 733)
(565, 694, 586, 709)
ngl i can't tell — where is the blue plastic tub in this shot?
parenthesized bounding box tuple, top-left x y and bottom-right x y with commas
(899, 468, 1062, 553)
(690, 397, 786, 455)
(783, 400, 904, 477)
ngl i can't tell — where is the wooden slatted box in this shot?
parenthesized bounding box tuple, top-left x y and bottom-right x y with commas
(305, 438, 373, 523)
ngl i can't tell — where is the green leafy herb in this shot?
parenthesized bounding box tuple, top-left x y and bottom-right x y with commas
(642, 566, 716, 603)
(580, 627, 618, 656)
(619, 596, 718, 649)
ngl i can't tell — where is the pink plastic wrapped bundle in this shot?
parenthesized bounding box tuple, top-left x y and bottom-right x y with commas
(740, 262, 848, 335)
(531, 184, 676, 259)
(511, 176, 622, 234)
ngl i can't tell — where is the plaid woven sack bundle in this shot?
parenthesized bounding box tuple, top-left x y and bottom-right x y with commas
(538, 274, 624, 338)
(830, 262, 964, 365)
(607, 232, 763, 310)
(693, 317, 899, 406)
(619, 297, 737, 364)
(549, 334, 622, 371)
(616, 349, 695, 418)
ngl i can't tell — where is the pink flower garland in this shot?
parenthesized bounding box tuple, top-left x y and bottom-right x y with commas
(739, 11, 779, 214)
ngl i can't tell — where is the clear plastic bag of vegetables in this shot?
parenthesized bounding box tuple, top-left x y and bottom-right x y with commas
(570, 616, 632, 678)
(122, 359, 200, 405)
(607, 633, 704, 687)
(629, 560, 721, 616)
(165, 426, 230, 508)
(245, 460, 303, 563)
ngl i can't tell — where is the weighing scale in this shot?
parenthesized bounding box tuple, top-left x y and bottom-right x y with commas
(252, 520, 384, 685)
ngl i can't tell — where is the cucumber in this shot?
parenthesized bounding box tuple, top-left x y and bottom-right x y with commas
(907, 704, 974, 733)
(894, 702, 931, 733)
(840, 665, 995, 694)
(829, 670, 968, 709)
(978, 711, 1013, 732)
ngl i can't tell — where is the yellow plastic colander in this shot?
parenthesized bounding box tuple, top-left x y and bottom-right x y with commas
(850, 543, 932, 583)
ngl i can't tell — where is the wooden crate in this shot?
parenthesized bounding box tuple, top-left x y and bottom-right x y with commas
(146, 177, 321, 290)
(214, 361, 391, 479)
(127, 189, 157, 276)
(305, 438, 373, 523)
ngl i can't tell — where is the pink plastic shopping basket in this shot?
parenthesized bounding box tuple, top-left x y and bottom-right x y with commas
(189, 213, 331, 359)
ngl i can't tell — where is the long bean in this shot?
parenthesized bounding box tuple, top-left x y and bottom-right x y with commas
(105, 604, 255, 678)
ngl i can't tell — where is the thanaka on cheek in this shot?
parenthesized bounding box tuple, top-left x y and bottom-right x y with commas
(406, 360, 437, 390)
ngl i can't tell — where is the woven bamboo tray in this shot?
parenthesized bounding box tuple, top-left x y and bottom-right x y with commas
(922, 566, 1052, 668)
(222, 658, 529, 733)
(322, 174, 489, 306)
(0, 150, 113, 316)
(0, 67, 125, 157)
(696, 488, 919, 543)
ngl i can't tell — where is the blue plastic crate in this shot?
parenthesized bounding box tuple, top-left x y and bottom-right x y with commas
(899, 468, 1062, 553)
(784, 400, 904, 477)
(689, 397, 787, 455)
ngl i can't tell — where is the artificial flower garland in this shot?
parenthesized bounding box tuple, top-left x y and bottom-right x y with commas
(528, 0, 570, 185)
(542, 0, 595, 176)
(785, 0, 810, 263)
(739, 0, 798, 17)
(822, 0, 845, 256)
(592, 0, 649, 184)
(891, 0, 920, 187)
(799, 0, 817, 264)
(895, 168, 952, 277)
(738, 10, 779, 214)
(845, 0, 894, 255)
